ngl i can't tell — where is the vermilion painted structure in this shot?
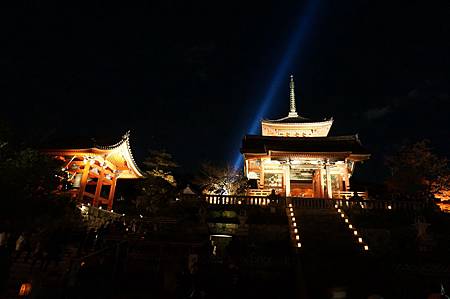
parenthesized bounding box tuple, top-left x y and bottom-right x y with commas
(44, 131, 144, 210)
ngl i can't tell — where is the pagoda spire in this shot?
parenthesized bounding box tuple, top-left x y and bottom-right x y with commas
(288, 74, 298, 117)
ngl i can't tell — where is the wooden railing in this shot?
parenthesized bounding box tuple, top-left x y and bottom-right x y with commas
(194, 194, 433, 211)
(205, 194, 281, 206)
(247, 189, 273, 196)
(332, 191, 368, 199)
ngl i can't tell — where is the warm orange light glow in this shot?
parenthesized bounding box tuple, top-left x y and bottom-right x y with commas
(238, 200, 242, 204)
(292, 217, 296, 221)
(345, 219, 349, 223)
(19, 283, 32, 296)
(288, 203, 292, 207)
(295, 235, 300, 240)
(387, 205, 392, 210)
(349, 224, 353, 229)
(293, 222, 297, 227)
(290, 212, 294, 216)
(364, 245, 369, 251)
(353, 230, 358, 235)
(297, 242, 302, 248)
(337, 208, 341, 212)
(358, 237, 363, 243)
(289, 207, 293, 212)
(294, 228, 298, 233)
(334, 204, 338, 208)
(341, 213, 345, 218)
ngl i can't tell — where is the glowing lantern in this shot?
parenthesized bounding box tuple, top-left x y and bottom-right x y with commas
(297, 242, 301, 248)
(19, 283, 32, 296)
(353, 231, 358, 235)
(358, 237, 363, 243)
(364, 245, 369, 251)
(349, 224, 353, 229)
(295, 235, 299, 240)
(334, 204, 338, 208)
(388, 205, 392, 210)
(341, 213, 345, 218)
(289, 208, 293, 212)
(292, 217, 296, 221)
(345, 219, 349, 223)
(290, 212, 294, 216)
(293, 222, 297, 227)
(294, 228, 298, 233)
(337, 208, 341, 212)
(288, 203, 292, 207)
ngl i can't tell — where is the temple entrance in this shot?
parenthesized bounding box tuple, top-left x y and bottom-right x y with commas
(290, 168, 314, 197)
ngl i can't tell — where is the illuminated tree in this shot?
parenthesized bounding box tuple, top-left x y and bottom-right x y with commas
(196, 163, 249, 195)
(143, 149, 178, 186)
(385, 140, 450, 200)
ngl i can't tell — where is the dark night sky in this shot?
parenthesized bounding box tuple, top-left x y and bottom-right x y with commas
(1, 1, 449, 181)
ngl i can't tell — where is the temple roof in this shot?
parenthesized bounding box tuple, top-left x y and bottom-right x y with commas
(43, 131, 145, 178)
(241, 134, 370, 156)
(262, 115, 332, 124)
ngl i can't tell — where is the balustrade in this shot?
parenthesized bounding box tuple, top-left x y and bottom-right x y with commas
(196, 194, 430, 211)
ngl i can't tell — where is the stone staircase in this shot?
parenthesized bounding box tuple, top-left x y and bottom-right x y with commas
(291, 206, 371, 298)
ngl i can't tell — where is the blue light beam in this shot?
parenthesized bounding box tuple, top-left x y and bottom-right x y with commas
(233, 0, 322, 170)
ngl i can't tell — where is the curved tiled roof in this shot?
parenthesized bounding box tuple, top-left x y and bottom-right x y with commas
(262, 115, 332, 124)
(241, 134, 370, 156)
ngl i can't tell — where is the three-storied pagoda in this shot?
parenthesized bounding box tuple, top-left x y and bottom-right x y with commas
(241, 76, 370, 198)
(44, 131, 144, 210)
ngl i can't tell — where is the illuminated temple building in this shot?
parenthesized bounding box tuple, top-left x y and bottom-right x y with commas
(44, 131, 144, 210)
(241, 76, 370, 198)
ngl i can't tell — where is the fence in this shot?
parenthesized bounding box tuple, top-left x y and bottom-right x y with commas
(205, 194, 281, 206)
(194, 194, 432, 211)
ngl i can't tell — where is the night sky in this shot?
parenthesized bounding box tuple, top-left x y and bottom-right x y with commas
(1, 1, 449, 182)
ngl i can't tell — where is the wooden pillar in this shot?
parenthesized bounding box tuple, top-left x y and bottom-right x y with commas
(326, 163, 332, 199)
(244, 159, 249, 178)
(313, 169, 321, 198)
(284, 164, 291, 197)
(78, 160, 91, 201)
(93, 166, 105, 207)
(107, 176, 117, 211)
(260, 163, 265, 189)
(319, 168, 325, 198)
(345, 168, 350, 191)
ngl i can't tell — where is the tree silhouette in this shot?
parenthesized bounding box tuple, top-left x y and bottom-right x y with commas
(385, 140, 450, 200)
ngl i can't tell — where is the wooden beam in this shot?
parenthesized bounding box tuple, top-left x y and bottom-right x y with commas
(78, 160, 91, 201)
(93, 166, 106, 207)
(107, 176, 117, 211)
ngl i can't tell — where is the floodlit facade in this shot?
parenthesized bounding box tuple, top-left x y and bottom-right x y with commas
(44, 131, 144, 210)
(241, 76, 370, 198)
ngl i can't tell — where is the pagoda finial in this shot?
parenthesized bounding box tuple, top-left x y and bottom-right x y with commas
(288, 74, 298, 117)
